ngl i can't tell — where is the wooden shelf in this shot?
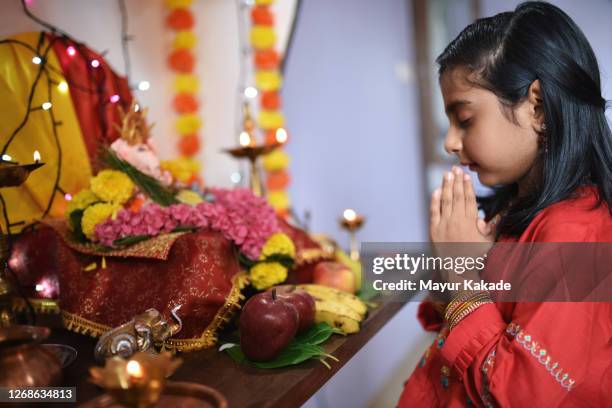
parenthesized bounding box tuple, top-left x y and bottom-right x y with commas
(46, 301, 404, 407)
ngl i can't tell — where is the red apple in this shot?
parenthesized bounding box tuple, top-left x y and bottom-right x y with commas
(239, 289, 299, 361)
(313, 261, 356, 293)
(272, 285, 315, 333)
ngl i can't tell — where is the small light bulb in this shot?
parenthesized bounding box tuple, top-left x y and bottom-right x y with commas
(35, 284, 44, 292)
(58, 81, 69, 93)
(66, 46, 76, 57)
(275, 128, 288, 144)
(1, 154, 12, 162)
(91, 59, 100, 68)
(244, 86, 258, 99)
(32, 56, 42, 65)
(64, 193, 73, 201)
(230, 172, 242, 183)
(42, 102, 52, 110)
(137, 81, 150, 91)
(109, 94, 120, 103)
(343, 208, 357, 222)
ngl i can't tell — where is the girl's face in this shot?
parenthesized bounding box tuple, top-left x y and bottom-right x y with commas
(439, 67, 540, 186)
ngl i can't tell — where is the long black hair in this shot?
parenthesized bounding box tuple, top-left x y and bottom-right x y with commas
(436, 1, 612, 238)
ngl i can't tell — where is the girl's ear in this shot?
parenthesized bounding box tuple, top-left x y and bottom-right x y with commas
(527, 80, 545, 132)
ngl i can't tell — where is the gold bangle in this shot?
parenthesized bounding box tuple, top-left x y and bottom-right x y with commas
(448, 299, 492, 330)
(445, 291, 490, 318)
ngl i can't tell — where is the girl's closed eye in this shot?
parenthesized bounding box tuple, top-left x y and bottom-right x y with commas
(458, 117, 472, 128)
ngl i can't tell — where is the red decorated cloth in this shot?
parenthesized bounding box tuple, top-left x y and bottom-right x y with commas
(49, 35, 133, 170)
(398, 187, 612, 407)
(13, 225, 245, 351)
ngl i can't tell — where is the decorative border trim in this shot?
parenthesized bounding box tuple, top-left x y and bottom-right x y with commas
(12, 297, 61, 314)
(480, 348, 497, 408)
(506, 322, 575, 391)
(295, 248, 334, 266)
(164, 271, 249, 352)
(59, 271, 249, 353)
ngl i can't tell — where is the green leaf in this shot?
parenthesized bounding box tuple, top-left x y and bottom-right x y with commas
(68, 209, 86, 242)
(104, 149, 178, 206)
(171, 225, 197, 233)
(357, 280, 380, 302)
(295, 322, 343, 345)
(263, 253, 295, 269)
(112, 235, 151, 247)
(221, 323, 341, 369)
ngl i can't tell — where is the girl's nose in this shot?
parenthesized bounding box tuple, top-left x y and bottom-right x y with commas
(444, 128, 462, 155)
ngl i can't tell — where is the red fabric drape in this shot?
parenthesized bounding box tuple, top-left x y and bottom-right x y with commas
(49, 35, 133, 171)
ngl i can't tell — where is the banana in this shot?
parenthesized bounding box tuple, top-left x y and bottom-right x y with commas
(313, 301, 362, 334)
(298, 284, 368, 318)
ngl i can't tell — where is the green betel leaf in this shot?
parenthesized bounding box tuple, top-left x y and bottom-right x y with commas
(295, 323, 345, 345)
(104, 148, 178, 206)
(221, 323, 341, 369)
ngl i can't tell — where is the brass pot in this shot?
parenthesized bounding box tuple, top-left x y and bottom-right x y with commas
(0, 325, 62, 387)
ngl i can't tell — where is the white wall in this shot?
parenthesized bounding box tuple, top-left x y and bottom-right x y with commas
(0, 0, 295, 187)
(481, 0, 612, 124)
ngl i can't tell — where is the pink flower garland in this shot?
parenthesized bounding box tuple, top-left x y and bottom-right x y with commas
(94, 188, 279, 260)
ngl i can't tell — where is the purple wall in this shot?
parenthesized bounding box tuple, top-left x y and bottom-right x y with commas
(283, 0, 427, 245)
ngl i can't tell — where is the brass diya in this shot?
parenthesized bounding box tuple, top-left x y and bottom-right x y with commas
(223, 142, 281, 197)
(339, 209, 366, 261)
(0, 325, 62, 387)
(82, 382, 228, 408)
(0, 162, 45, 187)
(89, 351, 182, 408)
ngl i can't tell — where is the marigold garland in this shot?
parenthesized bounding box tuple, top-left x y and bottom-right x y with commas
(249, 0, 291, 216)
(165, 0, 201, 184)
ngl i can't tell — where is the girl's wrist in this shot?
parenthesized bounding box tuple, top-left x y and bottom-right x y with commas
(444, 290, 493, 330)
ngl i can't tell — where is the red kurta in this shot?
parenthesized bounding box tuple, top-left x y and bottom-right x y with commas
(398, 187, 612, 407)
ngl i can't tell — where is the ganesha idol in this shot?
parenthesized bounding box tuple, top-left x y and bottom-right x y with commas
(8, 101, 341, 354)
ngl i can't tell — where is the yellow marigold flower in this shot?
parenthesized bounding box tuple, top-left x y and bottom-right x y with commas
(66, 189, 99, 216)
(165, 0, 192, 9)
(267, 191, 290, 210)
(161, 158, 200, 184)
(261, 232, 295, 259)
(255, 70, 282, 91)
(173, 30, 197, 49)
(90, 170, 134, 205)
(176, 189, 203, 205)
(173, 74, 199, 93)
(175, 114, 202, 135)
(250, 26, 276, 50)
(249, 261, 287, 290)
(81, 203, 119, 239)
(257, 110, 285, 130)
(263, 149, 290, 172)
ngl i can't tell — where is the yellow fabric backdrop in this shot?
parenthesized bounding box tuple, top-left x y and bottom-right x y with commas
(0, 32, 92, 233)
